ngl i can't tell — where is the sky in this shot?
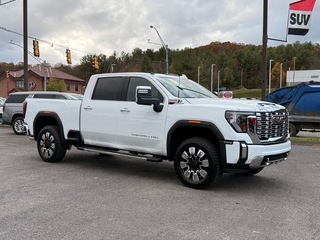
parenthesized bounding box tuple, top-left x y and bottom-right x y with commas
(1, 0, 320, 66)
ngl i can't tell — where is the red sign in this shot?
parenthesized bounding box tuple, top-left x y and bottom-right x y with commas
(288, 0, 316, 35)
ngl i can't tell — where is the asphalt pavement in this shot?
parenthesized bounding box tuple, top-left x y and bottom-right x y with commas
(0, 124, 320, 240)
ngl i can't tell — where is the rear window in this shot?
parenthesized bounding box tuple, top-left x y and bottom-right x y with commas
(5, 94, 29, 103)
(32, 94, 67, 99)
(92, 77, 126, 100)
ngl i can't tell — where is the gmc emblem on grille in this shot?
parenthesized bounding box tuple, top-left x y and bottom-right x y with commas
(272, 116, 286, 124)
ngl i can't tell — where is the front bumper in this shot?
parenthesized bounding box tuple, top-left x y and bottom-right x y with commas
(223, 140, 291, 169)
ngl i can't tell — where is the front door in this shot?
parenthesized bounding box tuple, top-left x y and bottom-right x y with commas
(117, 77, 168, 154)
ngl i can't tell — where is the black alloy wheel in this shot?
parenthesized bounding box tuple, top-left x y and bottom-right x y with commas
(174, 137, 221, 189)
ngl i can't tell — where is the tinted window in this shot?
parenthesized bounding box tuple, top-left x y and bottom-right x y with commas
(34, 94, 69, 99)
(92, 77, 126, 100)
(126, 77, 163, 102)
(5, 94, 29, 103)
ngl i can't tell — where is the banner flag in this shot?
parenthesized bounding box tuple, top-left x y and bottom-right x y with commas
(288, 0, 316, 35)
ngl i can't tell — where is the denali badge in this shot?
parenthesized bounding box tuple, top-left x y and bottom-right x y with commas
(272, 116, 286, 124)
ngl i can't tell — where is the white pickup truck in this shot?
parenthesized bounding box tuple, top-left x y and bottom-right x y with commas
(24, 72, 291, 189)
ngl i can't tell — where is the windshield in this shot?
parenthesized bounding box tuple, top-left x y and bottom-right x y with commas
(156, 75, 217, 98)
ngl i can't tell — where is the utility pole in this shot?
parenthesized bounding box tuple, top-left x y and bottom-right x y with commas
(261, 0, 268, 100)
(23, 0, 28, 90)
(43, 61, 47, 91)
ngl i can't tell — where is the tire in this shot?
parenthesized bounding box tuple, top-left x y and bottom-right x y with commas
(289, 123, 298, 137)
(37, 125, 67, 163)
(239, 167, 264, 176)
(174, 137, 221, 189)
(12, 116, 26, 135)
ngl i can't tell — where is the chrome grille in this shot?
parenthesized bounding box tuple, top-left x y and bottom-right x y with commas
(256, 110, 289, 140)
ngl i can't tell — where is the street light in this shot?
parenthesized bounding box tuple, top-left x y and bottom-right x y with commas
(217, 70, 221, 93)
(111, 64, 116, 73)
(293, 56, 297, 86)
(280, 63, 283, 88)
(269, 59, 274, 93)
(150, 25, 169, 74)
(210, 64, 216, 92)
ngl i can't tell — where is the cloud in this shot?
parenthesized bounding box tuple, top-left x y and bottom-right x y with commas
(1, 0, 319, 65)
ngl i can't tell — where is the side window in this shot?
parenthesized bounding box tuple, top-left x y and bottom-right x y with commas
(55, 95, 67, 99)
(92, 77, 126, 100)
(33, 94, 56, 99)
(5, 94, 29, 103)
(126, 77, 163, 102)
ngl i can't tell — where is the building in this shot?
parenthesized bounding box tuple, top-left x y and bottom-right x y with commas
(0, 64, 85, 98)
(286, 70, 320, 86)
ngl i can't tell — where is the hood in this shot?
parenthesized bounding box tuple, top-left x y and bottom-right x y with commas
(184, 98, 285, 112)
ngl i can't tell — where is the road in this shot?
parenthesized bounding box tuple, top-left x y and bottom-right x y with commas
(0, 125, 319, 240)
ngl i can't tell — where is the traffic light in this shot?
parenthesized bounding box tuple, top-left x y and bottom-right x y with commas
(92, 55, 99, 70)
(5, 70, 9, 79)
(33, 40, 40, 57)
(66, 49, 72, 64)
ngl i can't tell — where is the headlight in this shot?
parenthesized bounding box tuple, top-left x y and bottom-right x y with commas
(225, 111, 256, 133)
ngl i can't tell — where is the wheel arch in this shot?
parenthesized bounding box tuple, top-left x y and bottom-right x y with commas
(167, 120, 226, 162)
(11, 113, 23, 125)
(33, 112, 64, 141)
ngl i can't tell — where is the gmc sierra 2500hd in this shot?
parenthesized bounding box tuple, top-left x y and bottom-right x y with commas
(24, 72, 291, 189)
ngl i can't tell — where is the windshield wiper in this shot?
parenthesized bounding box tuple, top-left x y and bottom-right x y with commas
(176, 86, 212, 98)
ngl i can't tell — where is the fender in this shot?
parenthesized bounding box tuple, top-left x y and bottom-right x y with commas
(33, 111, 65, 141)
(167, 120, 226, 162)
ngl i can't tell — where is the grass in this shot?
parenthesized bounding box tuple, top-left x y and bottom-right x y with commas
(232, 88, 262, 99)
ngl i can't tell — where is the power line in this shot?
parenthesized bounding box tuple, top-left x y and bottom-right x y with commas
(10, 40, 44, 64)
(0, 0, 16, 6)
(0, 25, 94, 55)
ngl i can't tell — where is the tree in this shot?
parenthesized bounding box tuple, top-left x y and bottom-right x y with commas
(271, 62, 287, 88)
(46, 77, 65, 92)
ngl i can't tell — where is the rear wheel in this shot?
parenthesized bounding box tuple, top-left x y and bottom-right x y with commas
(37, 125, 67, 163)
(174, 137, 221, 189)
(13, 116, 26, 135)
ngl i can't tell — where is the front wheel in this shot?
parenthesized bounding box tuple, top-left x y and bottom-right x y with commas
(174, 137, 221, 189)
(13, 116, 26, 135)
(37, 125, 67, 163)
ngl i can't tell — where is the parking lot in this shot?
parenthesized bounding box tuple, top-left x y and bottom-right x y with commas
(0, 124, 320, 240)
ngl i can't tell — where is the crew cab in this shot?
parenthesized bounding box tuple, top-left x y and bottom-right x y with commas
(24, 72, 291, 189)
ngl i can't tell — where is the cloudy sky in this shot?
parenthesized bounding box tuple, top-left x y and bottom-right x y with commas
(1, 0, 319, 66)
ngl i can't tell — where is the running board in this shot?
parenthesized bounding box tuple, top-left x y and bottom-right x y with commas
(77, 146, 164, 162)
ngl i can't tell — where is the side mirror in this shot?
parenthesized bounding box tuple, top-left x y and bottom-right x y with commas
(136, 86, 163, 112)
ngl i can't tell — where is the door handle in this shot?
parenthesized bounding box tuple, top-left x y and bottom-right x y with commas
(120, 108, 130, 113)
(84, 106, 92, 110)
